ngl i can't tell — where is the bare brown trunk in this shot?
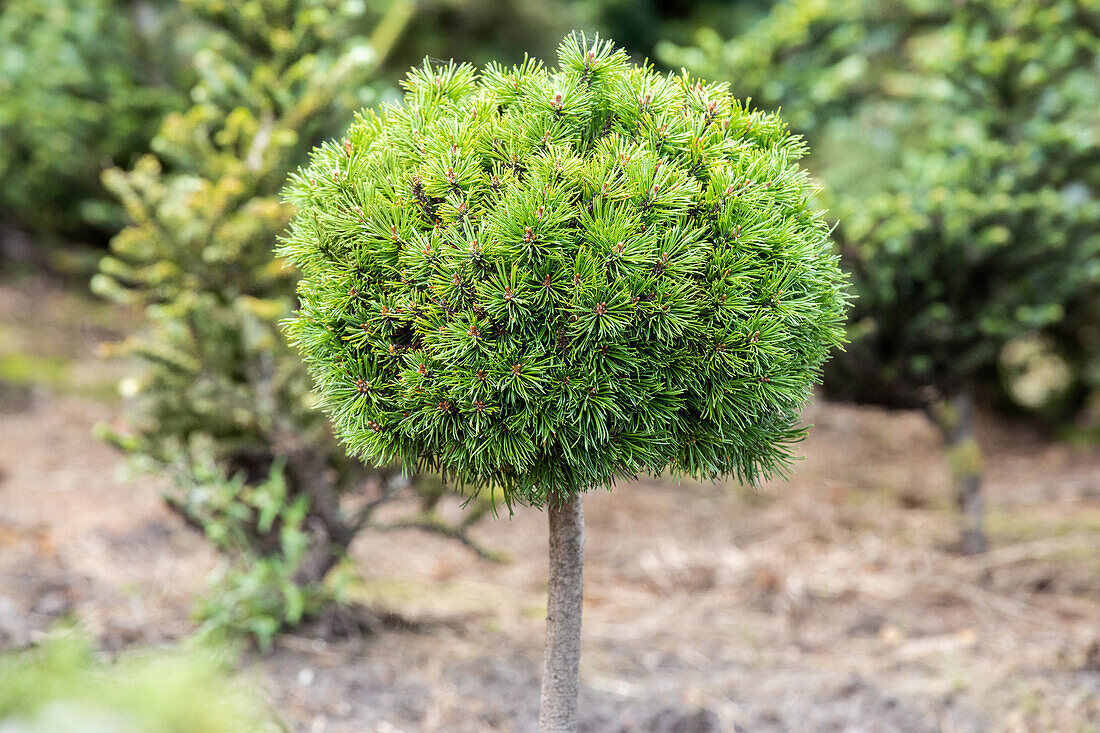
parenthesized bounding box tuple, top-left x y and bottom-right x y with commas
(292, 520, 342, 588)
(932, 392, 987, 555)
(538, 494, 585, 732)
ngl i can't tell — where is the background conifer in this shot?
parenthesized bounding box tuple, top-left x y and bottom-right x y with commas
(93, 0, 495, 646)
(665, 0, 1100, 553)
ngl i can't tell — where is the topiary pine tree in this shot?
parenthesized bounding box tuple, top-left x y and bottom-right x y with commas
(280, 34, 848, 727)
(93, 0, 496, 647)
(667, 0, 1100, 554)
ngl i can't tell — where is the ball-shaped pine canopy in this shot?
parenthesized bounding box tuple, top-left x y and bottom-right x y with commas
(280, 35, 848, 507)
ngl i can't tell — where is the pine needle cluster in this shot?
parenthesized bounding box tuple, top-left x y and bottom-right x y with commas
(281, 35, 849, 507)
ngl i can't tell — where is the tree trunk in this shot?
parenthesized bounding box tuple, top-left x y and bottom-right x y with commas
(292, 520, 342, 588)
(538, 494, 585, 732)
(932, 392, 988, 555)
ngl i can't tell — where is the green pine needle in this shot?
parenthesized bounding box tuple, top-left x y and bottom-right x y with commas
(280, 33, 851, 507)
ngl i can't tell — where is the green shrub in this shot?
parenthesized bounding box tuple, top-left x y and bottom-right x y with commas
(664, 0, 1100, 412)
(280, 34, 847, 723)
(839, 2, 1099, 552)
(667, 0, 1100, 552)
(0, 0, 184, 245)
(282, 37, 848, 505)
(94, 0, 493, 646)
(0, 632, 278, 733)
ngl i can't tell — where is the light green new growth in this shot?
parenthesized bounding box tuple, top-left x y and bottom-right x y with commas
(281, 35, 848, 507)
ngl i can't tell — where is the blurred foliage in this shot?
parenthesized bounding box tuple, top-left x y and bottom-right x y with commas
(665, 0, 1100, 419)
(0, 631, 278, 733)
(659, 0, 933, 137)
(174, 447, 351, 649)
(384, 0, 760, 72)
(590, 0, 763, 62)
(0, 0, 186, 246)
(93, 0, 493, 645)
(0, 0, 752, 262)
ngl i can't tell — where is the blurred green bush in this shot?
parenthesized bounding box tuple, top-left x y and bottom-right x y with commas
(93, 0, 493, 647)
(666, 0, 1100, 552)
(384, 0, 761, 73)
(664, 0, 1100, 421)
(0, 632, 278, 733)
(0, 0, 186, 248)
(0, 0, 738, 267)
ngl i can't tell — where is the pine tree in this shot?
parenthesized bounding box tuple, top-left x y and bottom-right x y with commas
(837, 0, 1100, 553)
(667, 0, 1100, 553)
(281, 34, 848, 727)
(93, 0, 494, 646)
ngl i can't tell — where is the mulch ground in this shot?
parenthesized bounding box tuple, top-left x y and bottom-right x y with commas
(1, 276, 1098, 732)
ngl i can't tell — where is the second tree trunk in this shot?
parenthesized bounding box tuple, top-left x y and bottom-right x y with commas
(933, 392, 987, 555)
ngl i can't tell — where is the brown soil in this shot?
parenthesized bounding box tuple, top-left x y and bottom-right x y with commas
(1, 276, 1098, 732)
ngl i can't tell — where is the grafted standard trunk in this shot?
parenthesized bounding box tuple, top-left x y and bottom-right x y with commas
(538, 494, 585, 732)
(932, 392, 988, 555)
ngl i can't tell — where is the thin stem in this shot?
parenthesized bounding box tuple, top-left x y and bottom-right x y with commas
(932, 392, 988, 555)
(538, 494, 585, 732)
(373, 516, 506, 563)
